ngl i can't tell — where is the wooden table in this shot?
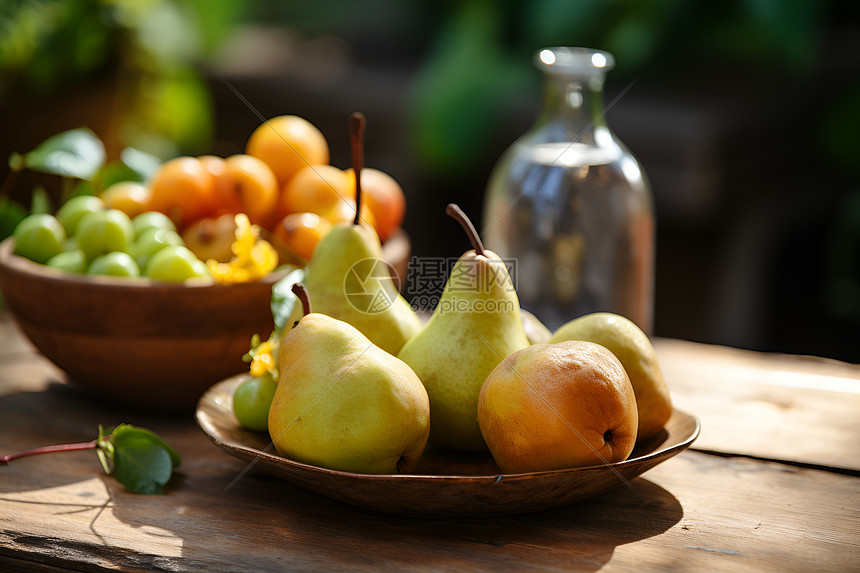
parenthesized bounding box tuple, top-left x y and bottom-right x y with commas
(1, 311, 858, 571)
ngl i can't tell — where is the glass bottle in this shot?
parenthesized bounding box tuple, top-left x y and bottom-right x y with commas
(482, 47, 654, 333)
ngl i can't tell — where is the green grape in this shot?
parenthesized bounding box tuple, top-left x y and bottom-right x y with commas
(144, 245, 209, 282)
(132, 211, 176, 239)
(232, 373, 278, 431)
(46, 250, 86, 273)
(190, 258, 212, 278)
(13, 214, 66, 264)
(56, 195, 105, 236)
(87, 252, 140, 278)
(76, 209, 134, 261)
(130, 227, 184, 270)
(62, 236, 79, 252)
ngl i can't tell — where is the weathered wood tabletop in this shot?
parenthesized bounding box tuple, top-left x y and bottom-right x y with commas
(1, 311, 858, 572)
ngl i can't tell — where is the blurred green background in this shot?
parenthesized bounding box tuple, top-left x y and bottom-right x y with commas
(1, 0, 859, 361)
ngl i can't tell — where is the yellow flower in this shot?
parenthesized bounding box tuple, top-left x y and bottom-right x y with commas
(248, 338, 279, 379)
(209, 214, 278, 283)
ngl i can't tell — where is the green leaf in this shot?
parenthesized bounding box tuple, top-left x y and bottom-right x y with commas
(96, 160, 142, 191)
(29, 185, 53, 214)
(96, 424, 180, 495)
(66, 180, 95, 203)
(96, 424, 114, 475)
(8, 152, 24, 172)
(0, 198, 27, 242)
(270, 268, 305, 335)
(120, 147, 161, 182)
(23, 128, 106, 180)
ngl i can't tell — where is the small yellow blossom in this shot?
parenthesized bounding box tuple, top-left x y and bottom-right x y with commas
(248, 337, 279, 380)
(209, 214, 278, 283)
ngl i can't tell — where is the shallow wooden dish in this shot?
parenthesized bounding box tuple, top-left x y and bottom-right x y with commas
(0, 238, 287, 410)
(196, 374, 700, 517)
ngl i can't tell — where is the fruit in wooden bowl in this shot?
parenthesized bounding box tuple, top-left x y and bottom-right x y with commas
(0, 237, 288, 410)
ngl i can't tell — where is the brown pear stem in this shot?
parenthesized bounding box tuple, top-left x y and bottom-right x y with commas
(446, 203, 485, 256)
(291, 283, 312, 317)
(349, 112, 366, 226)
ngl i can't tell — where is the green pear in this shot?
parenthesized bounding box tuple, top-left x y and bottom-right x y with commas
(521, 309, 552, 344)
(269, 284, 430, 474)
(397, 204, 530, 451)
(549, 312, 672, 439)
(283, 113, 421, 355)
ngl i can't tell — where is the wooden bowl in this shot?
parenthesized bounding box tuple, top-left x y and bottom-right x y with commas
(0, 238, 288, 410)
(196, 374, 700, 517)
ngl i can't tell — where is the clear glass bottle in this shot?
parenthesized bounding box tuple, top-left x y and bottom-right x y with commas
(482, 47, 654, 333)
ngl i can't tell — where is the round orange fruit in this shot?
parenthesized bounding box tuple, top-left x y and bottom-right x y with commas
(343, 167, 405, 240)
(147, 156, 216, 229)
(214, 154, 279, 227)
(245, 115, 329, 188)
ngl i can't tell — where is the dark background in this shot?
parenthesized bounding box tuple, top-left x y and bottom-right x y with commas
(2, 0, 859, 362)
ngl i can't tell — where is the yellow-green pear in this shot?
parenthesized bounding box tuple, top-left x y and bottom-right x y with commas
(521, 309, 552, 344)
(397, 204, 530, 451)
(549, 312, 672, 439)
(269, 284, 430, 474)
(284, 113, 421, 355)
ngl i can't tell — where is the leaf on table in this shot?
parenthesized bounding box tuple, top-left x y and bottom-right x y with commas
(98, 424, 180, 495)
(23, 128, 106, 180)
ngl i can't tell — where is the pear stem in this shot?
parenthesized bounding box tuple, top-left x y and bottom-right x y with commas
(446, 203, 485, 256)
(349, 112, 366, 226)
(291, 283, 312, 317)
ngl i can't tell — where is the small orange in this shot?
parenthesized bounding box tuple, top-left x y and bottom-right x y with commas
(213, 154, 279, 227)
(101, 181, 152, 218)
(273, 212, 332, 261)
(278, 164, 353, 220)
(198, 155, 227, 179)
(343, 167, 405, 240)
(245, 115, 329, 188)
(324, 197, 377, 230)
(147, 156, 216, 229)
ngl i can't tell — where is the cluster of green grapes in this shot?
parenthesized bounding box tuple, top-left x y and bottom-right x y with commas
(12, 195, 211, 282)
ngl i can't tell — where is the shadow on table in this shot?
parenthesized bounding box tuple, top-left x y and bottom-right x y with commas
(107, 468, 682, 571)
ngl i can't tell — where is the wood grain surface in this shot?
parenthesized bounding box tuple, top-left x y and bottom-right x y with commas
(1, 315, 858, 571)
(655, 338, 860, 472)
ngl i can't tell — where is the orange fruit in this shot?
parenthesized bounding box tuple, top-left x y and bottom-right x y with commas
(273, 212, 332, 261)
(213, 154, 279, 227)
(101, 181, 152, 218)
(344, 167, 405, 240)
(147, 156, 216, 229)
(198, 155, 226, 179)
(324, 197, 377, 230)
(245, 115, 329, 188)
(478, 340, 639, 473)
(278, 164, 353, 219)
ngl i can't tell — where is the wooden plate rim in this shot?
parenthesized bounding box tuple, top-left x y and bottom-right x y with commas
(196, 374, 700, 484)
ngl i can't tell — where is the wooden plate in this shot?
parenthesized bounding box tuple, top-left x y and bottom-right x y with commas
(196, 375, 700, 517)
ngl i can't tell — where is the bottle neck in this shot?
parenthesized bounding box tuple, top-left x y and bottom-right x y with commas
(535, 73, 609, 145)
